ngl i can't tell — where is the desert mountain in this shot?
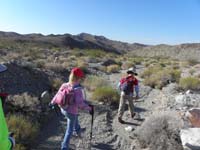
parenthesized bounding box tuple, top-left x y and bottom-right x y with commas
(0, 31, 146, 54)
(1, 30, 200, 61)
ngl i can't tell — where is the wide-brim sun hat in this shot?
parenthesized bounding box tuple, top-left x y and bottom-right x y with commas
(71, 67, 84, 78)
(127, 67, 138, 75)
(0, 64, 7, 73)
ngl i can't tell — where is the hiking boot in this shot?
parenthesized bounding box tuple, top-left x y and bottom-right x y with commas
(131, 113, 136, 118)
(118, 117, 125, 124)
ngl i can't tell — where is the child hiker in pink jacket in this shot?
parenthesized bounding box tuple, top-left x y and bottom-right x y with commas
(53, 67, 93, 150)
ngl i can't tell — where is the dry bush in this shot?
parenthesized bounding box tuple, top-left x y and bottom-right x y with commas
(121, 61, 134, 70)
(187, 59, 199, 66)
(140, 65, 162, 78)
(7, 114, 39, 149)
(97, 65, 107, 73)
(91, 86, 120, 105)
(77, 59, 89, 73)
(44, 62, 66, 73)
(50, 78, 64, 91)
(141, 66, 181, 89)
(13, 93, 39, 105)
(135, 111, 183, 150)
(189, 68, 195, 75)
(22, 49, 44, 60)
(179, 77, 200, 90)
(106, 64, 120, 73)
(83, 75, 108, 91)
(131, 57, 144, 65)
(35, 59, 45, 68)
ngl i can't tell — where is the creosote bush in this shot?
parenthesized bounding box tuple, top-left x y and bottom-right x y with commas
(6, 114, 39, 150)
(179, 77, 200, 90)
(92, 86, 120, 105)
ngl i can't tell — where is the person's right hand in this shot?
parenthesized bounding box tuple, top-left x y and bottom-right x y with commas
(89, 104, 94, 115)
(49, 102, 56, 109)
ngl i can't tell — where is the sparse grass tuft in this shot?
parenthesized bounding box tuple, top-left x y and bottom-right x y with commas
(50, 78, 64, 91)
(179, 77, 200, 90)
(141, 66, 181, 89)
(44, 62, 66, 73)
(106, 64, 120, 73)
(7, 114, 39, 150)
(83, 75, 108, 91)
(91, 86, 120, 105)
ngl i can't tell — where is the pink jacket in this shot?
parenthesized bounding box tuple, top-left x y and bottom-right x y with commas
(63, 83, 91, 115)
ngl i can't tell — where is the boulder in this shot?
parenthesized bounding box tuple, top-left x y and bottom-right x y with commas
(180, 128, 200, 150)
(185, 108, 200, 127)
(175, 93, 200, 108)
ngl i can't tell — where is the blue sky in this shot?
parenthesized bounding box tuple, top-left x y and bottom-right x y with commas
(0, 0, 200, 45)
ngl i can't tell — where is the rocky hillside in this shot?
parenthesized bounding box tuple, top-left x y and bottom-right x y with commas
(1, 31, 200, 62)
(0, 31, 146, 54)
(130, 43, 200, 62)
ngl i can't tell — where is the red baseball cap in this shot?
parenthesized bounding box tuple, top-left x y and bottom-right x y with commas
(71, 67, 84, 78)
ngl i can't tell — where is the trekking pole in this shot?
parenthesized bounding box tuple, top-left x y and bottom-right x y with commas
(88, 105, 94, 149)
(90, 110, 94, 141)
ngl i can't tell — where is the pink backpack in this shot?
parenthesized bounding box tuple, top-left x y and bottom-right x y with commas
(51, 83, 75, 108)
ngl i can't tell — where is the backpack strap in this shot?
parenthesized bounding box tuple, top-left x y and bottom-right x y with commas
(73, 84, 82, 90)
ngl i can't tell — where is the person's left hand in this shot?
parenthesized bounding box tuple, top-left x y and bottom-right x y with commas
(9, 132, 15, 149)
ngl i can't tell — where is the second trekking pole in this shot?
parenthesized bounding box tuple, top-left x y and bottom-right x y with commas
(89, 105, 94, 149)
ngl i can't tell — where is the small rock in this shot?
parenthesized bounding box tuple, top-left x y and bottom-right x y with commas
(125, 126, 133, 132)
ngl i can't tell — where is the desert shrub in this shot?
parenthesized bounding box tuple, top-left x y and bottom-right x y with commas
(85, 49, 107, 58)
(106, 64, 120, 73)
(50, 78, 64, 91)
(140, 65, 162, 79)
(81, 55, 100, 63)
(121, 61, 134, 70)
(91, 86, 120, 105)
(7, 114, 39, 149)
(14, 144, 26, 150)
(44, 62, 66, 73)
(35, 59, 45, 68)
(189, 69, 195, 75)
(135, 111, 183, 150)
(169, 69, 181, 82)
(83, 75, 108, 91)
(97, 65, 107, 73)
(77, 59, 88, 68)
(159, 62, 166, 67)
(22, 49, 43, 60)
(187, 59, 199, 66)
(142, 66, 181, 89)
(11, 93, 40, 109)
(179, 77, 200, 90)
(77, 59, 89, 73)
(132, 57, 144, 65)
